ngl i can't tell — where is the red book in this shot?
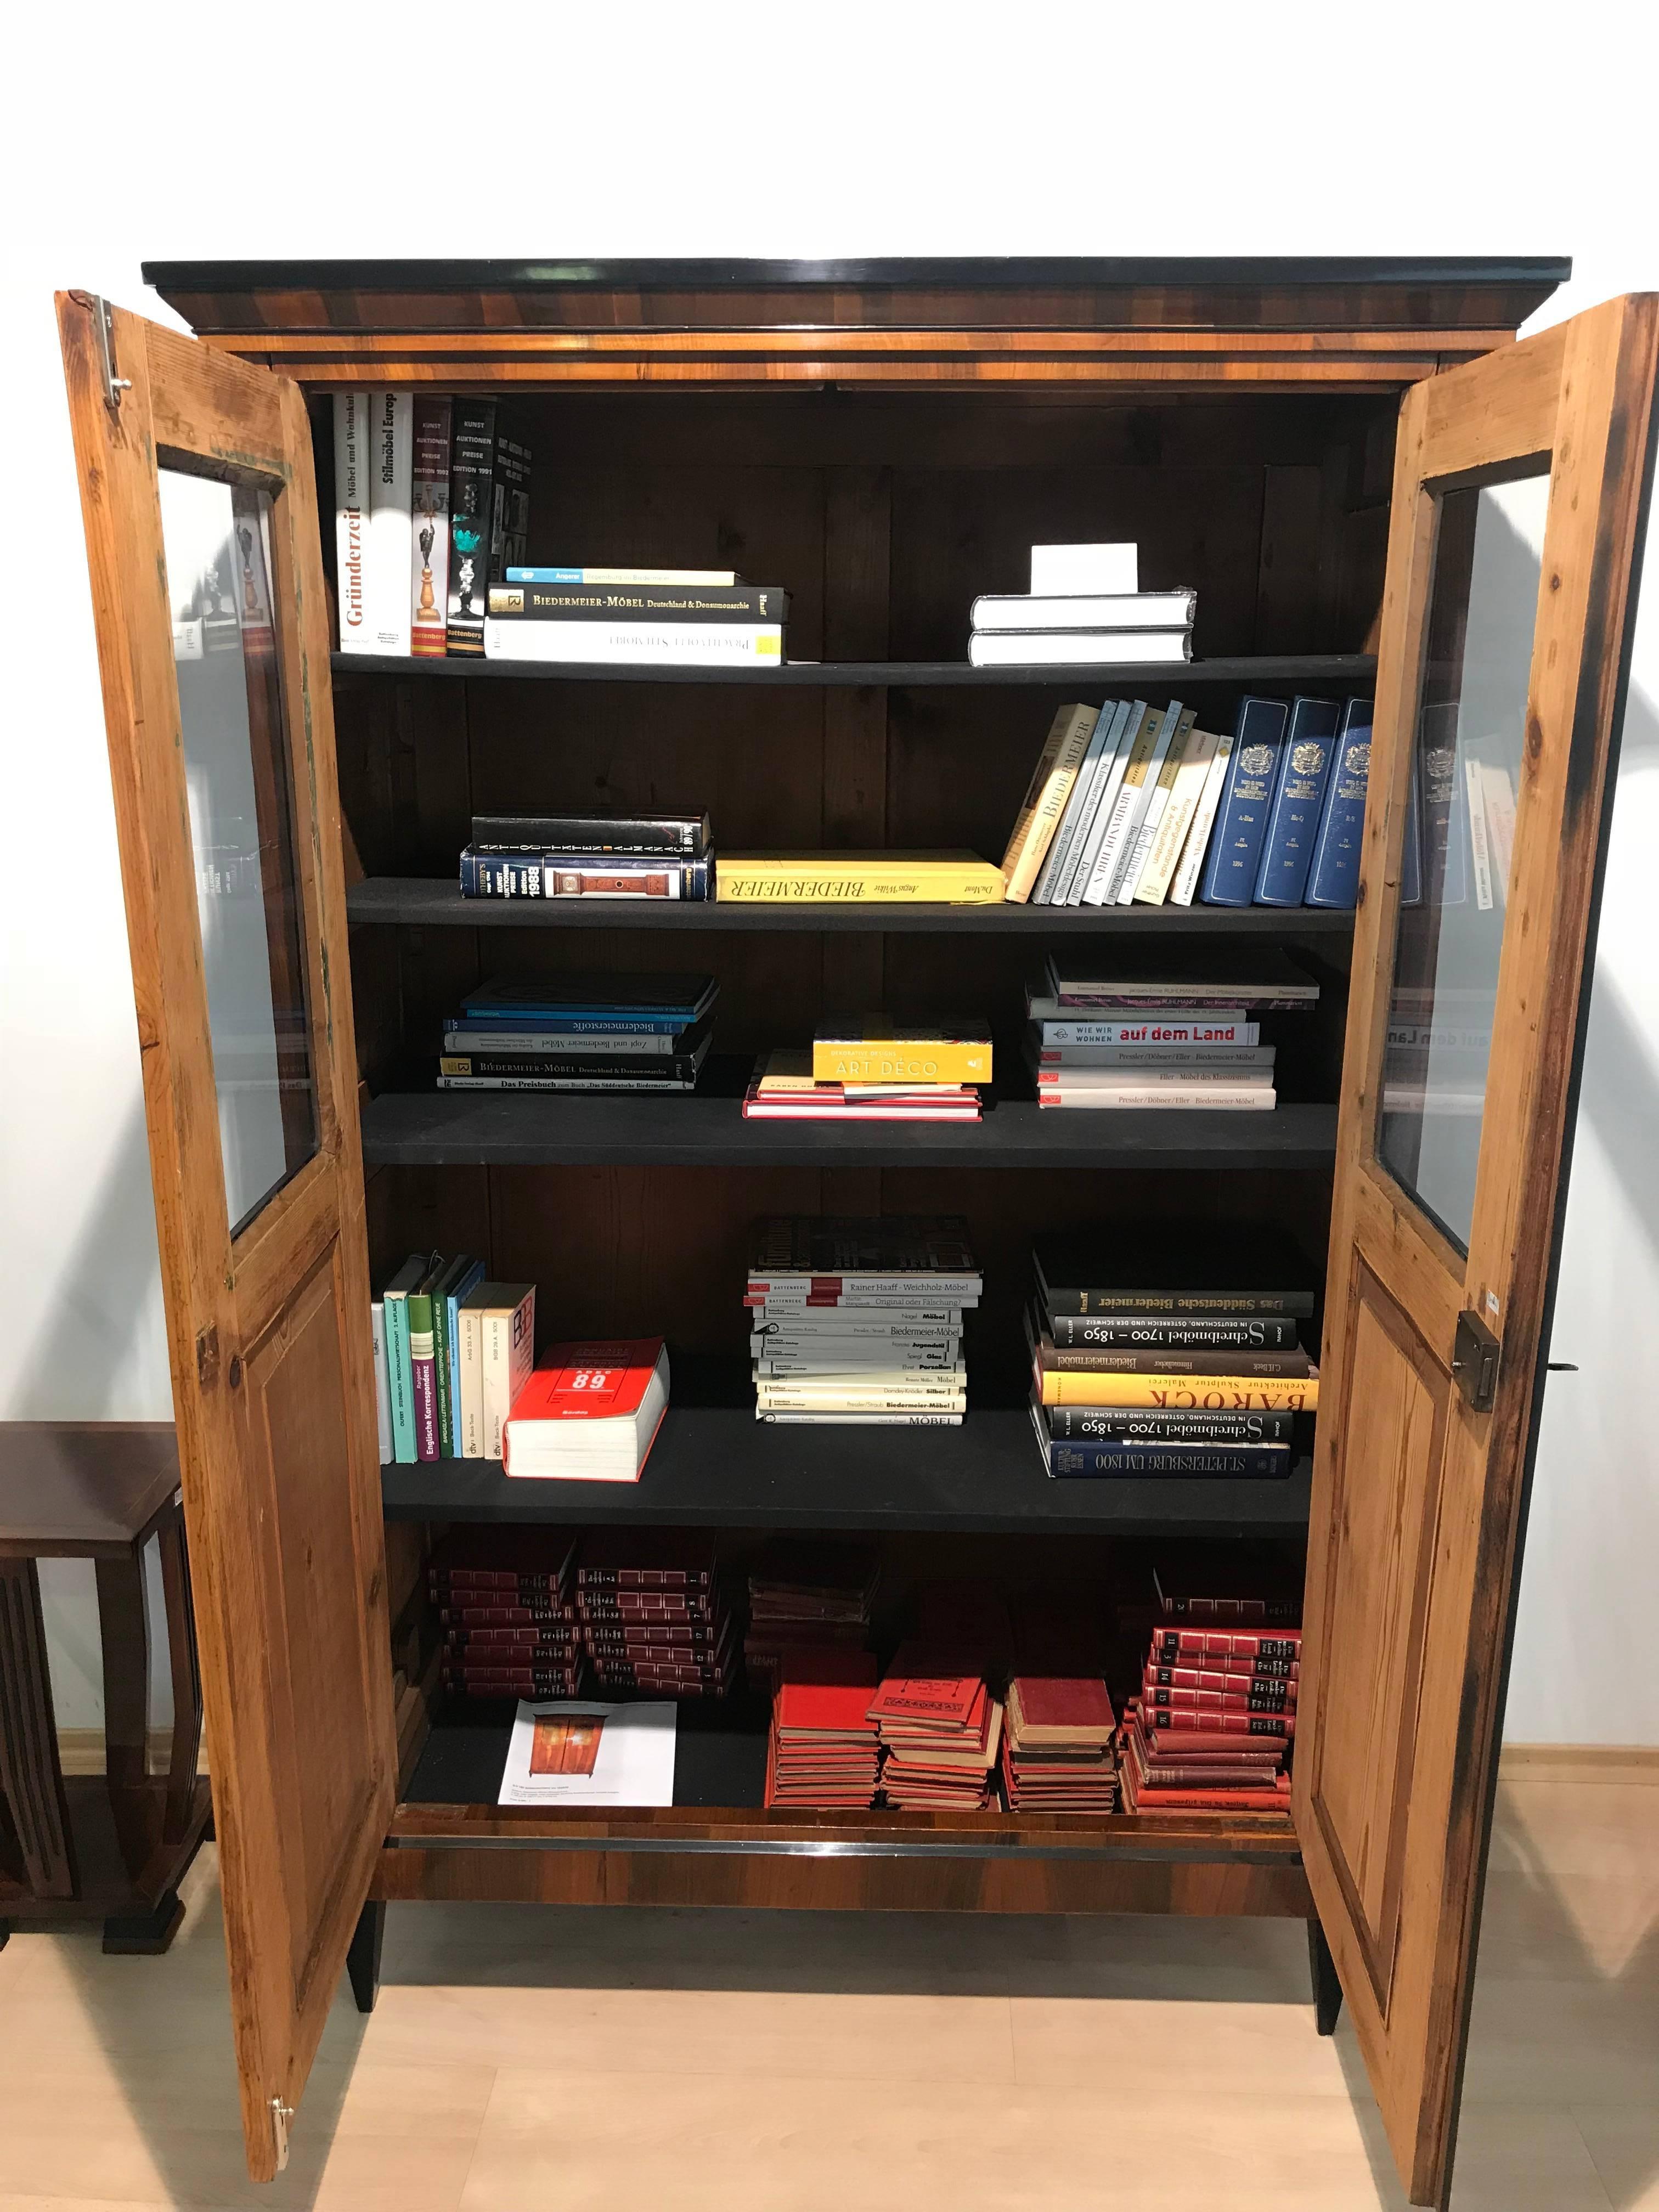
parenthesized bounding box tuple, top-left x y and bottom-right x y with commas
(501, 1340, 669, 1481)
(1145, 1658, 1299, 1688)
(1142, 1681, 1296, 1713)
(446, 1624, 580, 1647)
(1144, 1707, 1295, 1740)
(438, 1603, 575, 1627)
(1128, 1787, 1291, 1811)
(1152, 1628, 1301, 1661)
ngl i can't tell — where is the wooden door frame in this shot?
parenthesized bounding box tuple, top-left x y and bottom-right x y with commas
(57, 292, 395, 2180)
(1296, 296, 1658, 2208)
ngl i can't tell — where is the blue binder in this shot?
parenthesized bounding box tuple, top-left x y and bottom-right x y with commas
(1305, 699, 1374, 909)
(1254, 696, 1340, 905)
(1198, 697, 1291, 906)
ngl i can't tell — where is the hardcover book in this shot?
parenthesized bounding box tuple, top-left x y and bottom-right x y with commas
(1169, 727, 1237, 905)
(1133, 724, 1220, 906)
(484, 619, 782, 667)
(1198, 697, 1291, 905)
(969, 631, 1190, 668)
(380, 1253, 427, 1464)
(471, 812, 711, 857)
(366, 390, 413, 656)
(502, 1340, 670, 1482)
(999, 703, 1100, 901)
(972, 589, 1195, 632)
(1032, 1229, 1317, 1316)
(1043, 947, 1318, 1009)
(410, 395, 452, 658)
(446, 398, 500, 656)
(1117, 707, 1198, 904)
(718, 854, 1003, 905)
(1253, 696, 1340, 905)
(332, 393, 373, 653)
(1060, 701, 1151, 906)
(488, 582, 788, 623)
(1030, 699, 1124, 905)
(1305, 699, 1374, 909)
(811, 1021, 992, 1086)
(1080, 701, 1182, 907)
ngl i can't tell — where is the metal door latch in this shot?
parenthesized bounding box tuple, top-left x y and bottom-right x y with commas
(88, 294, 131, 412)
(1452, 1309, 1501, 1412)
(270, 2097, 293, 2171)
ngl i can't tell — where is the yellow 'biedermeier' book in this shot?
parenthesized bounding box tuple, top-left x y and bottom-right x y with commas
(1034, 1366, 1319, 1412)
(998, 703, 1099, 902)
(812, 1020, 993, 1086)
(716, 852, 1005, 904)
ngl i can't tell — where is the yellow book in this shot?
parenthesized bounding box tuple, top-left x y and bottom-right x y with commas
(716, 851, 1005, 904)
(998, 703, 1099, 902)
(1035, 1367, 1319, 1412)
(812, 1021, 992, 1086)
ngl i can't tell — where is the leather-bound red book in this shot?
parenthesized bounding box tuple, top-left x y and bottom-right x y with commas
(1152, 1627, 1301, 1661)
(1146, 1657, 1299, 1689)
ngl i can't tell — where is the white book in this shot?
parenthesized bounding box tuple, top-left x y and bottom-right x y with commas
(968, 630, 1189, 669)
(1035, 1064, 1274, 1088)
(459, 1302, 485, 1458)
(1085, 701, 1182, 906)
(1105, 701, 1185, 904)
(972, 590, 1195, 633)
(1030, 543, 1138, 594)
(1031, 1044, 1275, 1069)
(479, 1286, 536, 1461)
(757, 1410, 964, 1425)
(1119, 708, 1198, 903)
(370, 1301, 392, 1464)
(1465, 755, 1495, 911)
(1030, 703, 1110, 903)
(485, 619, 783, 667)
(1135, 726, 1221, 905)
(1048, 701, 1132, 905)
(1170, 730, 1237, 905)
(754, 1352, 964, 1375)
(1038, 1084, 1276, 1110)
(1031, 1014, 1262, 1046)
(1063, 701, 1149, 906)
(332, 393, 373, 652)
(366, 390, 413, 654)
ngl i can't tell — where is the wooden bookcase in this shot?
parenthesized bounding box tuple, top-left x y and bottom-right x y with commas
(56, 260, 1656, 2207)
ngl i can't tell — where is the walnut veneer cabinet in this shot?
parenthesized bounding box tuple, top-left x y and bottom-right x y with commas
(54, 258, 1656, 2204)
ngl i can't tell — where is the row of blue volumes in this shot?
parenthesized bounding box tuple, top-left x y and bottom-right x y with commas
(437, 973, 719, 1092)
(1026, 1228, 1318, 1481)
(1199, 696, 1374, 909)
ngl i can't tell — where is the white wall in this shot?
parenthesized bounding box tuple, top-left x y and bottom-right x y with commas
(4, 3, 1654, 1738)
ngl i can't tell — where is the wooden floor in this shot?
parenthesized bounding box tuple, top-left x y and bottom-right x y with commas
(0, 1769, 1654, 2210)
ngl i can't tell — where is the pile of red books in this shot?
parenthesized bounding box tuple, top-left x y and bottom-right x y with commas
(1001, 1672, 1118, 1812)
(744, 1539, 880, 1692)
(431, 1528, 582, 1701)
(765, 1648, 883, 1808)
(1118, 1616, 1299, 1814)
(575, 1533, 740, 1699)
(868, 1643, 1003, 1809)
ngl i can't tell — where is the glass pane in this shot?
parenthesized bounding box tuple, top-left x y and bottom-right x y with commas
(159, 470, 319, 1236)
(1375, 470, 1551, 1253)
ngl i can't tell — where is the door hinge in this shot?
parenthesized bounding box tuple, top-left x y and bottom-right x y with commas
(270, 2097, 293, 2171)
(1452, 1308, 1501, 1413)
(87, 293, 132, 413)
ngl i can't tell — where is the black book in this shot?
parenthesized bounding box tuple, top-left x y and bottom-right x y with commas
(445, 401, 531, 657)
(437, 1035, 713, 1086)
(1043, 1404, 1295, 1445)
(1032, 1228, 1317, 1318)
(472, 811, 712, 858)
(1046, 1312, 1301, 1351)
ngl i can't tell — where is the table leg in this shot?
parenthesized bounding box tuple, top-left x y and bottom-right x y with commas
(0, 1560, 77, 1899)
(95, 1548, 156, 1882)
(155, 1512, 203, 1844)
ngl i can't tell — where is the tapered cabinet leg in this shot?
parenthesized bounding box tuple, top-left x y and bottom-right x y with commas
(1308, 1916, 1343, 2035)
(0, 1560, 77, 1899)
(347, 1897, 385, 2013)
(95, 1548, 156, 1881)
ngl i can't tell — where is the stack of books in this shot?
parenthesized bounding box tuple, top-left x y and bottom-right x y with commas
(1199, 695, 1375, 910)
(460, 809, 713, 903)
(373, 1260, 531, 1464)
(968, 544, 1194, 670)
(438, 973, 718, 1093)
(765, 1648, 883, 1809)
(501, 1338, 670, 1482)
(1026, 1230, 1318, 1481)
(869, 1645, 1004, 1810)
(334, 394, 530, 658)
(484, 568, 789, 669)
(1025, 948, 1319, 1112)
(743, 1020, 991, 1124)
(1119, 1613, 1300, 1814)
(1001, 1672, 1119, 1814)
(716, 852, 1004, 905)
(430, 1530, 581, 1702)
(744, 1541, 881, 1692)
(745, 1216, 980, 1425)
(574, 1536, 740, 1699)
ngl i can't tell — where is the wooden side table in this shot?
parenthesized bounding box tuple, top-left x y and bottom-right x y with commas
(0, 1423, 210, 1953)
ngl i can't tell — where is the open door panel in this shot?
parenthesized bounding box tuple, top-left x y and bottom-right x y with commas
(1295, 296, 1657, 2207)
(57, 294, 395, 2181)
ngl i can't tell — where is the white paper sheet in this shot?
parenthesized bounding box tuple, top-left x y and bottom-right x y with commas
(498, 1700, 677, 1807)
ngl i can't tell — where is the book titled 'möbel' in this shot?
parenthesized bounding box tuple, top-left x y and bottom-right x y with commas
(502, 1339, 669, 1483)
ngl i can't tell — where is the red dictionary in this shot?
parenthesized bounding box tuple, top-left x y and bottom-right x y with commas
(1152, 1628, 1301, 1661)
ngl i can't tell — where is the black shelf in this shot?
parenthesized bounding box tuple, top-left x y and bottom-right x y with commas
(382, 1404, 1312, 1538)
(330, 652, 1377, 690)
(348, 877, 1357, 936)
(406, 1697, 773, 1811)
(361, 1071, 1339, 1170)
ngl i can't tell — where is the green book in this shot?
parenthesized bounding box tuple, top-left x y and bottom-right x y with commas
(381, 1254, 427, 1465)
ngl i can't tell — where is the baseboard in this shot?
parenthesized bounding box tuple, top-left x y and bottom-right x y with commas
(55, 1728, 208, 1778)
(1500, 1742, 1659, 1785)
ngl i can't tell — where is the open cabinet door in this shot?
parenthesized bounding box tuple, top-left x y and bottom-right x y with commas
(57, 295, 395, 2180)
(1295, 294, 1658, 2208)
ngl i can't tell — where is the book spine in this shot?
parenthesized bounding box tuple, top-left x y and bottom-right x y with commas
(410, 394, 452, 658)
(446, 1268, 483, 1455)
(493, 419, 532, 595)
(812, 1041, 991, 1085)
(1117, 707, 1195, 903)
(1034, 1046, 1274, 1070)
(1199, 698, 1290, 905)
(484, 619, 784, 667)
(1042, 1342, 1308, 1376)
(472, 813, 709, 856)
(370, 1301, 392, 1464)
(365, 391, 413, 654)
(332, 393, 372, 652)
(482, 1311, 511, 1457)
(383, 1292, 416, 1464)
(1143, 1684, 1296, 1714)
(407, 1289, 438, 1462)
(445, 1026, 699, 1055)
(459, 851, 710, 900)
(1047, 1314, 1300, 1351)
(1252, 697, 1339, 904)
(1145, 1660, 1300, 1688)
(1047, 1406, 1295, 1443)
(1169, 729, 1235, 905)
(489, 582, 787, 622)
(716, 863, 1003, 903)
(1304, 701, 1373, 908)
(1031, 704, 1115, 904)
(1035, 1020, 1262, 1047)
(1418, 714, 1468, 905)
(459, 1306, 484, 1458)
(1001, 704, 1099, 902)
(1135, 724, 1218, 905)
(1144, 1708, 1295, 1738)
(445, 398, 498, 656)
(1079, 706, 1163, 905)
(1482, 764, 1517, 899)
(460, 1008, 701, 1034)
(1040, 1369, 1317, 1411)
(442, 1074, 697, 1093)
(432, 1292, 454, 1461)
(1045, 1438, 1293, 1479)
(1465, 754, 1495, 910)
(1037, 1084, 1273, 1109)
(442, 1049, 705, 1081)
(1063, 701, 1144, 905)
(505, 566, 737, 586)
(1153, 1628, 1302, 1660)
(1127, 1787, 1291, 1810)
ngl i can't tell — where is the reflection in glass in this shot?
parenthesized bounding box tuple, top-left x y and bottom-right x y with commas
(159, 470, 318, 1235)
(1375, 472, 1550, 1253)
